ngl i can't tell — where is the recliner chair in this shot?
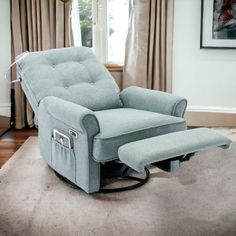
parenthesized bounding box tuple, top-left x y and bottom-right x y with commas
(16, 47, 231, 193)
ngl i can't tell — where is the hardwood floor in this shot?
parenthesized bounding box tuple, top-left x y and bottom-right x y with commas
(0, 128, 38, 168)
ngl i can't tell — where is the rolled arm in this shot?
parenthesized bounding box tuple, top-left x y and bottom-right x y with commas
(120, 86, 187, 117)
(38, 96, 100, 135)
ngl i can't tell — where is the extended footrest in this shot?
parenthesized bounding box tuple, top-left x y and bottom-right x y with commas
(118, 128, 232, 172)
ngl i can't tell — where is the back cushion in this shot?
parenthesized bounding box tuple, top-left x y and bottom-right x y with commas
(17, 47, 122, 112)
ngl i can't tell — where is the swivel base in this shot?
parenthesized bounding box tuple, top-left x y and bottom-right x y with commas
(54, 162, 150, 194)
(100, 165, 150, 193)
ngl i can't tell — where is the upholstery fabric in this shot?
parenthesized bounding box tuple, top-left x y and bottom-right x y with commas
(11, 0, 73, 129)
(120, 86, 187, 117)
(18, 46, 193, 193)
(119, 128, 232, 172)
(39, 96, 99, 132)
(38, 96, 101, 193)
(17, 47, 122, 113)
(93, 108, 186, 162)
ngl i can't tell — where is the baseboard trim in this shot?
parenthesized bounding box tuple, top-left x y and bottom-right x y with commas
(185, 109, 236, 127)
(0, 103, 10, 117)
(187, 106, 236, 114)
(0, 115, 10, 136)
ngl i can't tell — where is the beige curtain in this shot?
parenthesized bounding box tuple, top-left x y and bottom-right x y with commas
(123, 0, 174, 92)
(11, 0, 73, 129)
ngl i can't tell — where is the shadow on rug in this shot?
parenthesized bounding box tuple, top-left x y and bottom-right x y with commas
(0, 137, 236, 236)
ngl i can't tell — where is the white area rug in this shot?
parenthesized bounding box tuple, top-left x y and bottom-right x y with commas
(0, 137, 236, 236)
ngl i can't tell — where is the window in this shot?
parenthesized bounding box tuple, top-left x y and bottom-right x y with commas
(107, 0, 129, 63)
(71, 0, 129, 64)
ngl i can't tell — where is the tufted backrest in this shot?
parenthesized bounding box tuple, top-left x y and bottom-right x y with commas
(16, 47, 122, 113)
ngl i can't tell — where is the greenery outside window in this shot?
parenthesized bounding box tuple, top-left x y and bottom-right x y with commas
(72, 0, 129, 65)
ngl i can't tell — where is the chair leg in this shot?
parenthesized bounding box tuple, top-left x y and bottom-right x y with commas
(153, 158, 181, 172)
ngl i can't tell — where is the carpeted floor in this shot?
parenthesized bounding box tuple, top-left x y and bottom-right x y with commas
(0, 137, 236, 236)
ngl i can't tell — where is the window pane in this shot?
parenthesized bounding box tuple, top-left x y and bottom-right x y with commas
(107, 0, 129, 63)
(79, 0, 93, 48)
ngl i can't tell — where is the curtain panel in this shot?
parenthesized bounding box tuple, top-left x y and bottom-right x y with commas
(123, 0, 174, 92)
(11, 0, 73, 129)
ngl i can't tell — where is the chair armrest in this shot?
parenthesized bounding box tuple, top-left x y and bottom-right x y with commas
(38, 96, 100, 135)
(38, 97, 101, 193)
(120, 86, 187, 117)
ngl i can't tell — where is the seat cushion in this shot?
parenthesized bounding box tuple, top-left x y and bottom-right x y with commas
(93, 108, 187, 162)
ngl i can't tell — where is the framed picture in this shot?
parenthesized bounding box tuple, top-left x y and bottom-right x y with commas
(201, 0, 236, 48)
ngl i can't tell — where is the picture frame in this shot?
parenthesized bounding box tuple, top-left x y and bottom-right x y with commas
(201, 0, 236, 49)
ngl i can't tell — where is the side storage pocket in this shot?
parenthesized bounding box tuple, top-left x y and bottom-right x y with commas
(51, 138, 76, 183)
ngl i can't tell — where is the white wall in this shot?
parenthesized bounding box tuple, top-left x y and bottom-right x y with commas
(0, 0, 11, 117)
(1, 0, 236, 117)
(172, 0, 236, 112)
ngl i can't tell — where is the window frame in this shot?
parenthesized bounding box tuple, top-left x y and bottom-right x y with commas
(72, 0, 127, 65)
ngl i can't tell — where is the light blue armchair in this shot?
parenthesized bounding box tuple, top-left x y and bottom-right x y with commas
(17, 47, 231, 193)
